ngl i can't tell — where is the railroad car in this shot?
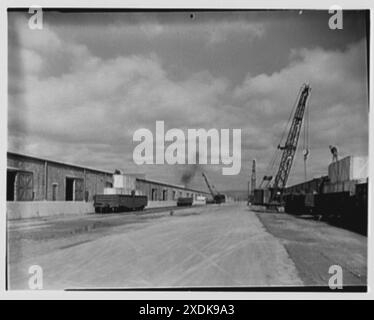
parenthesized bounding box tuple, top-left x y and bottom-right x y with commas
(283, 180, 368, 235)
(94, 194, 147, 213)
(177, 197, 193, 207)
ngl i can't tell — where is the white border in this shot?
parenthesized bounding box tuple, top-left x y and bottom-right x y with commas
(0, 0, 372, 300)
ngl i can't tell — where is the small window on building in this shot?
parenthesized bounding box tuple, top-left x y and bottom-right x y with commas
(172, 190, 176, 200)
(52, 183, 58, 201)
(106, 182, 113, 188)
(151, 188, 157, 201)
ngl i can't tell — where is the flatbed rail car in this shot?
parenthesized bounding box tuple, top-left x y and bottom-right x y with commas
(94, 194, 148, 213)
(177, 197, 193, 207)
(213, 194, 226, 204)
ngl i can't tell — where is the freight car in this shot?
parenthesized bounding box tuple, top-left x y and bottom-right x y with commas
(314, 188, 367, 234)
(213, 194, 226, 204)
(93, 194, 148, 213)
(177, 197, 193, 207)
(283, 181, 368, 235)
(284, 194, 308, 215)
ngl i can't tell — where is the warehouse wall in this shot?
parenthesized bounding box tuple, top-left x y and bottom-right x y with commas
(135, 179, 207, 201)
(7, 201, 94, 220)
(7, 153, 209, 219)
(47, 162, 84, 201)
(7, 154, 46, 201)
(85, 170, 113, 201)
(7, 153, 113, 202)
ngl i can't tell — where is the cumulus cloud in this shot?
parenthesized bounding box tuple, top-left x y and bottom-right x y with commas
(207, 21, 265, 45)
(233, 40, 368, 184)
(8, 14, 368, 189)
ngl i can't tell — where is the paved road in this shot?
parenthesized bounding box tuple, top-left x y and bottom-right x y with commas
(8, 203, 366, 289)
(9, 204, 303, 289)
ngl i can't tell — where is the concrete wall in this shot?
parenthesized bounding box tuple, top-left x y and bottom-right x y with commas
(7, 199, 209, 220)
(7, 201, 95, 220)
(146, 200, 177, 209)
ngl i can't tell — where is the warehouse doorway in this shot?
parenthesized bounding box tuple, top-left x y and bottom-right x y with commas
(52, 183, 58, 201)
(151, 188, 157, 201)
(7, 170, 16, 201)
(66, 178, 74, 201)
(7, 170, 34, 201)
(65, 177, 84, 201)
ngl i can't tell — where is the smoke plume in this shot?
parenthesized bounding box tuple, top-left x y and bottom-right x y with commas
(181, 164, 200, 186)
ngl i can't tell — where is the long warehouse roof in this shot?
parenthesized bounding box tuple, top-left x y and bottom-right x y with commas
(7, 151, 210, 195)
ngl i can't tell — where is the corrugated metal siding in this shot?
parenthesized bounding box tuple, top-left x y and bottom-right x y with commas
(328, 156, 368, 184)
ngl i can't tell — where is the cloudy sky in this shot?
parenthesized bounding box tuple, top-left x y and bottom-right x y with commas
(8, 10, 369, 192)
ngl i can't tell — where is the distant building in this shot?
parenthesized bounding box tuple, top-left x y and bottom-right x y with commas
(136, 178, 209, 201)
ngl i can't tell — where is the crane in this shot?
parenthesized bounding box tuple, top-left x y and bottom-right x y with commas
(269, 83, 311, 203)
(202, 172, 226, 204)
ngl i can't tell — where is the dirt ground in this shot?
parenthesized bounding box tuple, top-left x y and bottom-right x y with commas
(256, 212, 367, 287)
(7, 203, 367, 290)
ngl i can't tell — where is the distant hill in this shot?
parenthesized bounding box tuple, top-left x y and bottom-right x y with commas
(221, 190, 249, 201)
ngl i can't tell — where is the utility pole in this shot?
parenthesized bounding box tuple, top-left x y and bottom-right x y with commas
(248, 159, 256, 205)
(251, 159, 256, 196)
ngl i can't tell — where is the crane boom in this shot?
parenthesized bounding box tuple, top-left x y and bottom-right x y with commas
(202, 172, 226, 204)
(202, 172, 216, 198)
(271, 83, 311, 202)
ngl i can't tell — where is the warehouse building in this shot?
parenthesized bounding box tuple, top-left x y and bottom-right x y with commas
(6, 151, 210, 219)
(136, 178, 209, 201)
(7, 152, 113, 202)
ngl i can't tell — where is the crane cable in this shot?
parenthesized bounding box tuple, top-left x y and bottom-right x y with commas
(303, 94, 310, 181)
